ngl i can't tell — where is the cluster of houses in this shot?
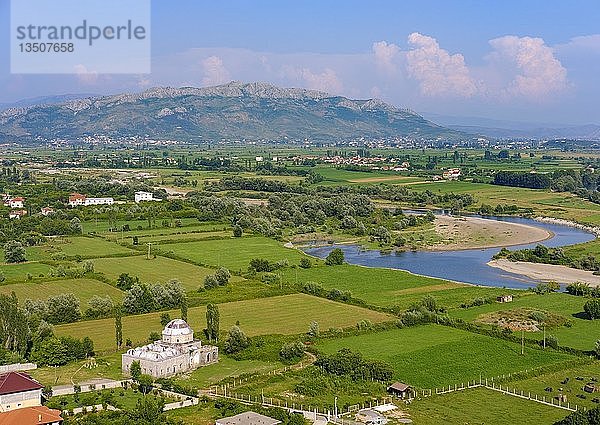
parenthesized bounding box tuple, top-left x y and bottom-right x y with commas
(0, 371, 62, 425)
(3, 191, 160, 219)
(322, 156, 411, 171)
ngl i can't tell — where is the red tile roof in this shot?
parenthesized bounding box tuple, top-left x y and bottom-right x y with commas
(387, 382, 411, 392)
(0, 372, 43, 396)
(0, 406, 62, 425)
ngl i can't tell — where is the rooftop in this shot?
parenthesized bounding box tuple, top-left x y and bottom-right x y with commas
(0, 406, 62, 425)
(0, 372, 43, 396)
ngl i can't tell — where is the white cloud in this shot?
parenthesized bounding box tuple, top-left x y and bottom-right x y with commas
(201, 56, 231, 86)
(488, 36, 568, 100)
(373, 41, 400, 73)
(405, 32, 478, 98)
(282, 66, 343, 94)
(74, 64, 99, 85)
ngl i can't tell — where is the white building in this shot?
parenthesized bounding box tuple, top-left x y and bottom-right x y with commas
(134, 191, 156, 203)
(68, 193, 114, 207)
(122, 319, 218, 378)
(0, 372, 43, 412)
(216, 412, 281, 425)
(8, 197, 24, 209)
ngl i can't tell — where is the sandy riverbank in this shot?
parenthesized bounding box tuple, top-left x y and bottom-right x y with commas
(426, 215, 553, 251)
(488, 259, 600, 287)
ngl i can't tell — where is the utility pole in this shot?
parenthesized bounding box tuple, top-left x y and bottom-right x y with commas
(334, 396, 338, 419)
(521, 330, 524, 355)
(146, 242, 152, 260)
(543, 325, 546, 349)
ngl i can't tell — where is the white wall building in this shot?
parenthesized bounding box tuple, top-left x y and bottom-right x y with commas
(134, 191, 156, 203)
(122, 319, 218, 378)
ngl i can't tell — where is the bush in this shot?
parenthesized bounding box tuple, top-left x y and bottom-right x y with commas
(325, 248, 344, 266)
(299, 258, 311, 269)
(3, 240, 26, 263)
(224, 326, 250, 354)
(584, 299, 600, 320)
(279, 341, 305, 361)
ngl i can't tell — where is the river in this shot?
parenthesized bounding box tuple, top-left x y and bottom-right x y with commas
(303, 215, 596, 289)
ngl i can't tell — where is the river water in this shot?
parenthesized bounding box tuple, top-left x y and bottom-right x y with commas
(304, 216, 596, 289)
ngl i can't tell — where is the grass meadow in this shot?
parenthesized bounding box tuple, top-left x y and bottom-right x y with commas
(0, 261, 52, 282)
(92, 255, 245, 291)
(0, 278, 124, 305)
(316, 325, 573, 388)
(450, 292, 600, 351)
(407, 387, 567, 425)
(158, 236, 309, 271)
(55, 294, 393, 352)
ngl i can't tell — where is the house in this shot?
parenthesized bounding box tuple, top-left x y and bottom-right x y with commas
(0, 371, 43, 412)
(68, 193, 86, 207)
(355, 409, 388, 425)
(134, 191, 156, 203)
(0, 406, 62, 425)
(387, 382, 413, 399)
(442, 168, 461, 180)
(122, 319, 218, 378)
(40, 207, 54, 216)
(216, 411, 281, 425)
(68, 193, 114, 207)
(8, 210, 27, 220)
(497, 295, 513, 303)
(8, 198, 24, 209)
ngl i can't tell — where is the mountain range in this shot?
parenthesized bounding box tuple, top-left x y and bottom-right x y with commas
(0, 82, 466, 143)
(422, 113, 600, 141)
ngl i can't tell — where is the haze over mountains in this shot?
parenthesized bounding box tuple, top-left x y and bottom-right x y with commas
(423, 113, 600, 141)
(0, 82, 464, 143)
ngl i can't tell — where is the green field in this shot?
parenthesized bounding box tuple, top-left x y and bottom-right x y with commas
(0, 261, 52, 282)
(159, 236, 310, 271)
(92, 255, 245, 291)
(280, 263, 513, 308)
(316, 325, 573, 388)
(507, 360, 600, 411)
(408, 387, 567, 424)
(450, 292, 599, 351)
(0, 278, 124, 305)
(45, 237, 134, 257)
(56, 294, 393, 352)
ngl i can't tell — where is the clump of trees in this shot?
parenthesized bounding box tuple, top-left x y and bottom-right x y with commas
(3, 240, 26, 263)
(280, 341, 305, 361)
(84, 295, 114, 319)
(203, 267, 231, 290)
(224, 325, 250, 354)
(315, 348, 393, 381)
(25, 293, 81, 324)
(123, 279, 186, 314)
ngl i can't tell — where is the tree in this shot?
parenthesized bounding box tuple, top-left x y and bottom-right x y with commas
(595, 340, 600, 359)
(299, 258, 311, 269)
(224, 326, 249, 354)
(280, 341, 305, 361)
(116, 273, 139, 291)
(114, 304, 123, 349)
(325, 248, 344, 266)
(160, 312, 171, 327)
(308, 321, 319, 337)
(204, 274, 219, 290)
(70, 217, 83, 234)
(180, 296, 188, 322)
(584, 299, 600, 320)
(233, 224, 243, 237)
(82, 260, 94, 274)
(46, 293, 81, 324)
(85, 295, 114, 319)
(3, 240, 26, 263)
(206, 303, 220, 342)
(214, 267, 231, 286)
(148, 331, 161, 342)
(130, 360, 142, 381)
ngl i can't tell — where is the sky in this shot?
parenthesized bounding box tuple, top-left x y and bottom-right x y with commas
(1, 0, 600, 125)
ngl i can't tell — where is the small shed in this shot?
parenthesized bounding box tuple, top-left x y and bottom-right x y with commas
(387, 382, 412, 399)
(584, 383, 599, 393)
(497, 295, 513, 303)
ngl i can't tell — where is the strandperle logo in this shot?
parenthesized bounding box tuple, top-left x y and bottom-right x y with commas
(15, 20, 147, 46)
(10, 0, 150, 74)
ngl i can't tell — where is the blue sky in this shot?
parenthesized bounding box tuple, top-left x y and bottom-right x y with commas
(1, 0, 600, 124)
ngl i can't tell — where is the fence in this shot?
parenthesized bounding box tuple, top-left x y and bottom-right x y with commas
(0, 363, 37, 373)
(53, 380, 131, 396)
